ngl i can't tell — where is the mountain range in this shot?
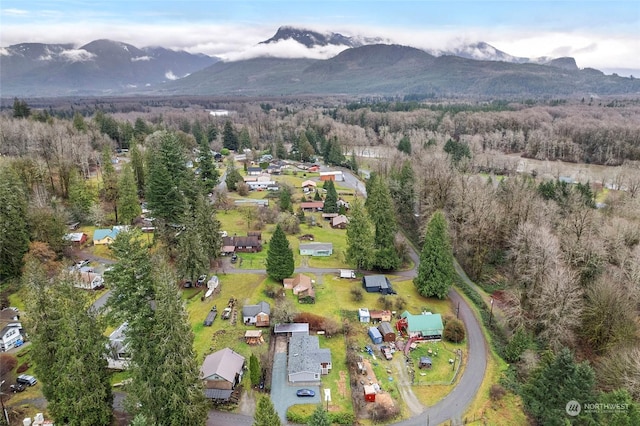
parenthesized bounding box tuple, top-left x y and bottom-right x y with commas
(1, 26, 638, 98)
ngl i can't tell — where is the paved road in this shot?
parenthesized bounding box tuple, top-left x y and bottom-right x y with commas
(84, 168, 488, 426)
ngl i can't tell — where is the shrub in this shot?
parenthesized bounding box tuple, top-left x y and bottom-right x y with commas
(16, 362, 29, 373)
(372, 404, 400, 423)
(490, 384, 506, 401)
(378, 296, 393, 310)
(0, 353, 17, 376)
(236, 182, 249, 196)
(350, 287, 363, 302)
(394, 296, 407, 311)
(329, 412, 356, 425)
(444, 318, 465, 343)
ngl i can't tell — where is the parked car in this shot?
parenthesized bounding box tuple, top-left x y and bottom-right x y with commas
(197, 275, 207, 286)
(75, 259, 91, 269)
(183, 280, 193, 288)
(16, 374, 37, 386)
(230, 254, 238, 264)
(296, 389, 315, 397)
(10, 384, 25, 393)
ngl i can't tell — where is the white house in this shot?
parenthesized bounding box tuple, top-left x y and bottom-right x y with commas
(107, 322, 130, 370)
(0, 323, 24, 352)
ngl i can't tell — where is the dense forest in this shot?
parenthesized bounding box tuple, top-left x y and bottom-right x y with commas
(1, 96, 639, 425)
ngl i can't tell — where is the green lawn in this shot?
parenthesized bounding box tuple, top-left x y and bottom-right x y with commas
(410, 341, 464, 385)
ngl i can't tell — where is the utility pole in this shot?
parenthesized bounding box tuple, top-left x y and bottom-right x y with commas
(0, 380, 9, 426)
(489, 298, 494, 326)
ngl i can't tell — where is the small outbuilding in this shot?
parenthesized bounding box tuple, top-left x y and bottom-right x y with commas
(363, 384, 376, 402)
(299, 242, 333, 256)
(378, 321, 396, 342)
(244, 330, 264, 345)
(358, 308, 371, 323)
(419, 356, 433, 369)
(368, 326, 383, 345)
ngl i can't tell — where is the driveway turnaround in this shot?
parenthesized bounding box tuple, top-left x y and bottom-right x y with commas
(271, 353, 320, 422)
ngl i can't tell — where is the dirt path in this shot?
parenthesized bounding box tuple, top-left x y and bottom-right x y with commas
(237, 391, 256, 416)
(391, 354, 423, 416)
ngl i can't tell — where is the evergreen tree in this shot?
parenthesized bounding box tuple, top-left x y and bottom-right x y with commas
(414, 211, 455, 299)
(239, 127, 252, 150)
(323, 180, 338, 213)
(522, 348, 595, 426)
(309, 405, 331, 426)
(118, 164, 141, 224)
(134, 118, 150, 141)
(25, 262, 113, 426)
(279, 187, 293, 213)
(275, 139, 287, 160)
(349, 151, 359, 173)
(314, 190, 322, 201)
(389, 161, 416, 227)
(145, 132, 190, 224)
(324, 137, 345, 166)
(253, 395, 281, 426)
(131, 260, 208, 425)
(197, 136, 219, 194)
(101, 147, 119, 223)
(0, 166, 30, 279)
(176, 209, 209, 283)
(68, 170, 96, 222)
(129, 141, 146, 196)
(225, 163, 243, 192)
(346, 199, 374, 270)
(194, 194, 222, 263)
(223, 120, 239, 151)
(397, 136, 412, 155)
(266, 224, 294, 281)
(12, 97, 31, 118)
(596, 389, 640, 425)
(365, 175, 401, 270)
(249, 353, 261, 386)
(72, 112, 87, 131)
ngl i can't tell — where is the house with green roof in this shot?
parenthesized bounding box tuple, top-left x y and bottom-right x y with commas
(397, 311, 444, 340)
(93, 228, 122, 245)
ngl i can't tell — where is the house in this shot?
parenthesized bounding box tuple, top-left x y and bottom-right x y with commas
(299, 242, 333, 256)
(362, 275, 395, 295)
(201, 348, 245, 390)
(300, 201, 324, 212)
(331, 215, 349, 229)
(419, 356, 433, 369)
(370, 310, 393, 323)
(247, 166, 262, 176)
(337, 199, 350, 210)
(93, 228, 121, 245)
(368, 327, 383, 344)
(397, 311, 444, 340)
(244, 330, 264, 345)
(266, 164, 282, 174)
(378, 321, 396, 342)
(322, 213, 339, 220)
(297, 286, 316, 304)
(107, 322, 130, 370)
(247, 181, 275, 191)
(340, 269, 356, 279)
(0, 324, 23, 352)
(283, 274, 312, 294)
(247, 231, 262, 240)
(301, 180, 317, 189)
(242, 301, 271, 327)
(308, 165, 320, 173)
(358, 308, 371, 323)
(319, 171, 344, 181)
(287, 334, 332, 383)
(364, 384, 377, 402)
(64, 232, 88, 245)
(274, 322, 309, 337)
(222, 236, 262, 253)
(73, 271, 104, 290)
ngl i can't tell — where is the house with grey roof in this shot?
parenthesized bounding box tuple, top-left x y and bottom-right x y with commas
(242, 301, 271, 327)
(287, 334, 332, 383)
(362, 275, 396, 295)
(200, 347, 245, 390)
(107, 322, 130, 370)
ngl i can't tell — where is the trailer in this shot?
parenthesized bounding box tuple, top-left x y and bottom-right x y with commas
(204, 306, 218, 326)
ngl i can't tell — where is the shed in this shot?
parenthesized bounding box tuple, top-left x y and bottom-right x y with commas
(358, 308, 371, 323)
(419, 356, 433, 369)
(331, 215, 349, 229)
(362, 275, 395, 295)
(363, 384, 376, 402)
(368, 327, 383, 344)
(244, 330, 264, 345)
(274, 323, 309, 337)
(378, 321, 396, 342)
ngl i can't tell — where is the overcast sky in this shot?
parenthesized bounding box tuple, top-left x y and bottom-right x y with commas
(1, 0, 638, 75)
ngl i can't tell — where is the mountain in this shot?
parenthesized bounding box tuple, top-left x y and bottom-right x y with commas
(158, 44, 639, 98)
(0, 39, 219, 96)
(259, 25, 385, 49)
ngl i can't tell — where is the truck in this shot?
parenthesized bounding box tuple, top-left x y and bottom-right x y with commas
(381, 345, 393, 360)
